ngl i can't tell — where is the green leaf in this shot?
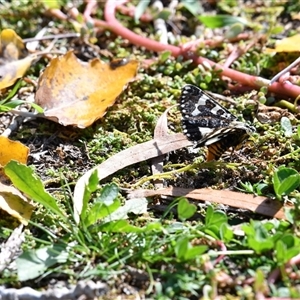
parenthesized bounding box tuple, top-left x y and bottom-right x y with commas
(84, 183, 120, 227)
(281, 117, 293, 137)
(275, 166, 298, 182)
(254, 269, 266, 293)
(254, 182, 268, 196)
(156, 9, 172, 21)
(17, 244, 68, 281)
(297, 125, 300, 140)
(0, 78, 22, 104)
(239, 181, 254, 193)
(0, 100, 24, 111)
(4, 161, 66, 220)
(134, 0, 151, 23)
(198, 15, 248, 29)
(84, 199, 120, 227)
(91, 219, 164, 233)
(97, 183, 119, 206)
(103, 198, 148, 222)
(93, 219, 143, 233)
(29, 102, 44, 113)
(277, 175, 300, 197)
(81, 169, 100, 221)
(40, 0, 61, 9)
(281, 234, 295, 248)
(273, 167, 300, 199)
(73, 169, 100, 224)
(159, 51, 171, 63)
(184, 245, 208, 260)
(175, 237, 190, 261)
(177, 197, 197, 221)
(181, 0, 203, 16)
(219, 223, 233, 242)
(277, 234, 300, 263)
(247, 236, 274, 253)
(242, 221, 275, 253)
(0, 100, 44, 113)
(284, 207, 294, 224)
(175, 236, 208, 261)
(225, 23, 245, 39)
(205, 206, 228, 237)
(275, 239, 286, 264)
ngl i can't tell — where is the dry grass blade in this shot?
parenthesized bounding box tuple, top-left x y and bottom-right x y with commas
(128, 187, 288, 219)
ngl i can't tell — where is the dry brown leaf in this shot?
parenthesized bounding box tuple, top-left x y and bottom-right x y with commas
(35, 51, 138, 128)
(0, 29, 36, 90)
(0, 224, 24, 272)
(292, 12, 300, 20)
(0, 182, 34, 226)
(151, 105, 177, 188)
(128, 187, 287, 220)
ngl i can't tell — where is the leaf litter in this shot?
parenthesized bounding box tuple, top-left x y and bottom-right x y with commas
(1, 1, 300, 298)
(0, 29, 39, 90)
(35, 51, 138, 127)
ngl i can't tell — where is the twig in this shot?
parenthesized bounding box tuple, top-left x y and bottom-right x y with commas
(23, 33, 80, 43)
(1, 115, 26, 137)
(269, 56, 300, 84)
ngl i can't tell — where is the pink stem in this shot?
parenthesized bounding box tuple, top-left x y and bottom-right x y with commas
(102, 0, 300, 99)
(104, 0, 181, 55)
(83, 0, 97, 23)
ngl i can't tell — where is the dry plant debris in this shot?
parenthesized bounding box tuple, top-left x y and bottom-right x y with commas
(1, 0, 300, 299)
(35, 52, 138, 127)
(0, 29, 36, 90)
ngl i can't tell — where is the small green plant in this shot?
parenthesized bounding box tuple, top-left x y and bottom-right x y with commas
(174, 236, 208, 261)
(177, 197, 197, 221)
(0, 80, 44, 113)
(3, 161, 149, 281)
(239, 181, 268, 196)
(272, 166, 300, 200)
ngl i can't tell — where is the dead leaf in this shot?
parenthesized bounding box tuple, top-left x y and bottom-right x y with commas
(0, 29, 25, 61)
(0, 136, 29, 184)
(265, 34, 300, 53)
(151, 105, 177, 188)
(35, 51, 138, 128)
(0, 224, 24, 272)
(0, 136, 29, 167)
(128, 187, 288, 220)
(0, 182, 34, 226)
(0, 29, 36, 90)
(292, 12, 300, 20)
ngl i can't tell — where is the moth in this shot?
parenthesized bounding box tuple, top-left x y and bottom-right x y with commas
(179, 84, 255, 161)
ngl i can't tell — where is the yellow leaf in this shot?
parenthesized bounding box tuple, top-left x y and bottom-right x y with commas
(266, 34, 300, 53)
(0, 182, 34, 226)
(0, 136, 29, 167)
(35, 51, 138, 128)
(0, 29, 24, 61)
(0, 56, 35, 90)
(0, 29, 35, 90)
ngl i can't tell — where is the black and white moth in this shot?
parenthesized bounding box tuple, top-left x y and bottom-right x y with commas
(179, 84, 255, 160)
